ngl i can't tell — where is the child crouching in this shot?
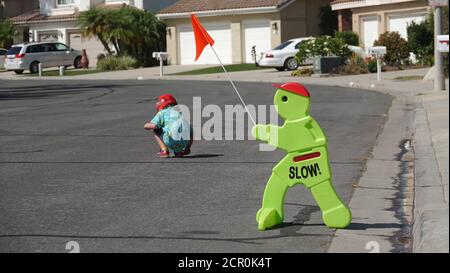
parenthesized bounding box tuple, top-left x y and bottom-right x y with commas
(144, 94, 193, 158)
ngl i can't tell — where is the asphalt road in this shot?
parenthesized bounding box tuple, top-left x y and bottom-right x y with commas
(0, 80, 392, 253)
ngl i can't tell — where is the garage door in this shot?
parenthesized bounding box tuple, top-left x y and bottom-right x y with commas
(243, 21, 271, 63)
(362, 16, 379, 52)
(388, 13, 426, 39)
(178, 23, 232, 65)
(69, 32, 106, 67)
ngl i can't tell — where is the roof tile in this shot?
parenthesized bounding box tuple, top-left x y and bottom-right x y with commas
(158, 0, 294, 14)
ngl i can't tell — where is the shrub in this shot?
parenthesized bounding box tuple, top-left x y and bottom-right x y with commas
(291, 68, 313, 77)
(334, 54, 368, 75)
(97, 53, 106, 62)
(295, 36, 352, 64)
(0, 19, 17, 49)
(374, 32, 410, 67)
(97, 55, 139, 70)
(334, 31, 359, 46)
(407, 20, 433, 65)
(78, 6, 166, 67)
(366, 57, 378, 73)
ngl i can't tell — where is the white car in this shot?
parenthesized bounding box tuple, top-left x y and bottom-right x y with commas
(0, 48, 7, 69)
(4, 42, 82, 74)
(257, 37, 314, 71)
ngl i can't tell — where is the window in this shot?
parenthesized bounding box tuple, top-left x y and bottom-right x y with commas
(294, 39, 312, 49)
(7, 47, 22, 55)
(55, 43, 69, 51)
(27, 44, 57, 53)
(26, 45, 45, 53)
(273, 41, 293, 50)
(57, 0, 75, 6)
(44, 43, 57, 52)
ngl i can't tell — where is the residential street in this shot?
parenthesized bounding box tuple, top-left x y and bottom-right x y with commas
(0, 80, 392, 252)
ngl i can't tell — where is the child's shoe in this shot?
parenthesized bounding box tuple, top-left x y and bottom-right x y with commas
(174, 151, 185, 158)
(156, 150, 169, 158)
(174, 148, 191, 158)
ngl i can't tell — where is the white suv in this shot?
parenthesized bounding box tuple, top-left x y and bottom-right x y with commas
(257, 37, 314, 71)
(4, 42, 82, 74)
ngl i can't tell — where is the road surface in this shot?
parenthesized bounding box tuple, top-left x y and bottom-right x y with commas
(0, 80, 392, 252)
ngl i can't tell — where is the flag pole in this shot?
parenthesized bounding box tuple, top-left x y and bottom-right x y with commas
(209, 45, 256, 126)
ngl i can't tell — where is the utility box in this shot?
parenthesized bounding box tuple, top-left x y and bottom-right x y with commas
(312, 56, 344, 75)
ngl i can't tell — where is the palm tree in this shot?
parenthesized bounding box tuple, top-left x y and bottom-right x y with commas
(77, 5, 166, 66)
(76, 7, 113, 54)
(0, 19, 17, 49)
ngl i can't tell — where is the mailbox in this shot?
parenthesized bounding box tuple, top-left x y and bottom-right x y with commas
(152, 52, 169, 61)
(437, 35, 449, 53)
(368, 46, 387, 58)
(368, 46, 387, 82)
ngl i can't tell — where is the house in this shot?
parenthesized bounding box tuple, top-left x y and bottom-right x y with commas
(0, 0, 39, 20)
(10, 0, 175, 66)
(331, 0, 431, 51)
(156, 0, 331, 65)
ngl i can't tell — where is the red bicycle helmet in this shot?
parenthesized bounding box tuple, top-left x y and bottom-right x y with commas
(155, 94, 177, 112)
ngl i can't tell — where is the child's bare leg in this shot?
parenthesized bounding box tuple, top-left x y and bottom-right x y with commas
(184, 127, 193, 154)
(185, 139, 193, 151)
(154, 130, 168, 151)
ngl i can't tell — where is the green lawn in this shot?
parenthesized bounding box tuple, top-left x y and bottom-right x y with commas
(171, 63, 265, 75)
(26, 69, 105, 77)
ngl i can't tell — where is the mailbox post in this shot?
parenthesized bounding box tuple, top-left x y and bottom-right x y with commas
(368, 46, 387, 82)
(152, 52, 169, 78)
(429, 0, 448, 91)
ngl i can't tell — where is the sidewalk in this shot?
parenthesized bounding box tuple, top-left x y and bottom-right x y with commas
(413, 91, 449, 252)
(0, 64, 215, 80)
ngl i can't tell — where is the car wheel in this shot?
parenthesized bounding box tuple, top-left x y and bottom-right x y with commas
(74, 56, 82, 69)
(14, 70, 24, 75)
(275, 67, 285, 71)
(29, 61, 40, 74)
(284, 57, 298, 71)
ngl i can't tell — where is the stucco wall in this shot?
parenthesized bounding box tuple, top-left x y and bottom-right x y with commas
(351, 0, 430, 46)
(1, 0, 39, 19)
(305, 0, 332, 36)
(280, 0, 307, 42)
(161, 0, 334, 65)
(163, 13, 281, 65)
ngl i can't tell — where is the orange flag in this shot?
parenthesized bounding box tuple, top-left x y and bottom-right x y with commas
(191, 14, 215, 61)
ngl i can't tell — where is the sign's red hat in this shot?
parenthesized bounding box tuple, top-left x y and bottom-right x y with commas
(272, 82, 310, 97)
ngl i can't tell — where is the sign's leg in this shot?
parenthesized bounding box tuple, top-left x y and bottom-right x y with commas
(160, 58, 163, 78)
(256, 173, 288, 230)
(310, 180, 352, 228)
